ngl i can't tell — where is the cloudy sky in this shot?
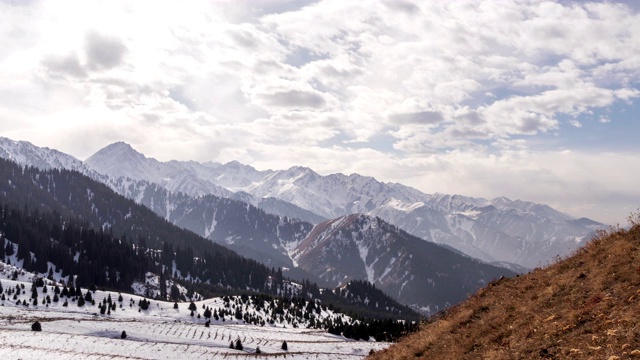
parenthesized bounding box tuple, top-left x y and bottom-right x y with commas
(1, 0, 639, 224)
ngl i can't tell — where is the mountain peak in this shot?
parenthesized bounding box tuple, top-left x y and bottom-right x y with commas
(98, 141, 143, 157)
(86, 142, 155, 181)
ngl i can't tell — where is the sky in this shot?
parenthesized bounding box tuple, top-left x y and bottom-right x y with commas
(0, 0, 639, 225)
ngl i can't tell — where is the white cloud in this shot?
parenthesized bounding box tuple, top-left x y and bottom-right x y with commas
(568, 119, 582, 128)
(0, 0, 639, 223)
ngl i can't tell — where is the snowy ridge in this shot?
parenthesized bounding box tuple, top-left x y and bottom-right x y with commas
(0, 137, 98, 178)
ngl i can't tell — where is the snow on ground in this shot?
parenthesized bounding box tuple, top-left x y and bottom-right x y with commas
(0, 268, 388, 359)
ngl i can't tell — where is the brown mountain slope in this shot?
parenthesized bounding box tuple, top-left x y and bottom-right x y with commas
(370, 214, 640, 359)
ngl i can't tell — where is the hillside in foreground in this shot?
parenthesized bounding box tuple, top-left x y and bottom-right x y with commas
(370, 213, 640, 359)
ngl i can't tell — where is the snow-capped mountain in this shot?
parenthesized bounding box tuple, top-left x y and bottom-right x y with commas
(0, 139, 516, 313)
(370, 193, 599, 269)
(0, 137, 95, 176)
(83, 141, 603, 269)
(85, 142, 232, 198)
(85, 142, 323, 224)
(292, 214, 514, 313)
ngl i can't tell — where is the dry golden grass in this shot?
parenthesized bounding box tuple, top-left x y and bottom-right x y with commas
(370, 213, 640, 360)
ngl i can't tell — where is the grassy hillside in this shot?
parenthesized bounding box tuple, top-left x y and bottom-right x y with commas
(370, 213, 640, 359)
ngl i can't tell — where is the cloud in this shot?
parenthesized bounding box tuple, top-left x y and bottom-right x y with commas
(41, 52, 87, 78)
(568, 119, 582, 128)
(383, 0, 420, 15)
(389, 111, 444, 125)
(84, 30, 127, 71)
(259, 89, 327, 109)
(0, 0, 639, 224)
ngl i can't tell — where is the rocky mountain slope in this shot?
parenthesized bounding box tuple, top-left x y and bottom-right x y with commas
(369, 215, 640, 359)
(293, 214, 515, 314)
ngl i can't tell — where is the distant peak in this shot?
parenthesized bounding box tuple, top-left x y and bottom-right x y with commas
(94, 142, 144, 157)
(224, 160, 243, 167)
(287, 165, 315, 174)
(492, 196, 511, 203)
(86, 141, 148, 166)
(104, 141, 135, 151)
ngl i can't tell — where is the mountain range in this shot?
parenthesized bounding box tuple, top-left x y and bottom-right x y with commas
(84, 140, 601, 270)
(0, 136, 601, 313)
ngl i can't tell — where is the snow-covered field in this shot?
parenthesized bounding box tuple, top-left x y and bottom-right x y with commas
(0, 267, 388, 359)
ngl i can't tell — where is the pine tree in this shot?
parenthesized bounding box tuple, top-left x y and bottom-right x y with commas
(282, 340, 288, 350)
(4, 242, 13, 256)
(31, 321, 42, 331)
(235, 338, 243, 350)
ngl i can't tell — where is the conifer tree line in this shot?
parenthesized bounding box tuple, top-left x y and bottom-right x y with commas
(0, 201, 285, 292)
